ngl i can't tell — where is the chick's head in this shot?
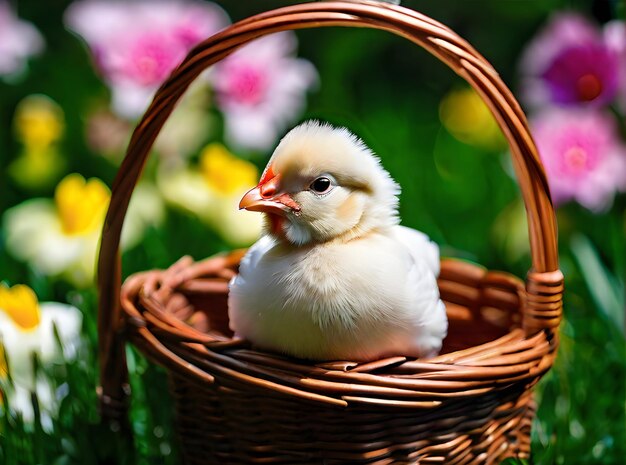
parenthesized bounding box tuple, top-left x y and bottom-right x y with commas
(240, 121, 400, 245)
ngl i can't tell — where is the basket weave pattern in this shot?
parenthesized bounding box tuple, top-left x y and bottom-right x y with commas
(118, 256, 556, 463)
(97, 1, 564, 463)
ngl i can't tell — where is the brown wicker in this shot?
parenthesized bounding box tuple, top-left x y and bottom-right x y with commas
(97, 1, 564, 463)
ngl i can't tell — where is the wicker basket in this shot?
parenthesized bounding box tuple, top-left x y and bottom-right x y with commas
(97, 2, 564, 463)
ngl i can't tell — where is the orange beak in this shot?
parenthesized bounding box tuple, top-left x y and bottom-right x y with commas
(239, 172, 300, 216)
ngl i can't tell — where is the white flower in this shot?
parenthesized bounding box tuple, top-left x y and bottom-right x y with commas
(3, 174, 165, 287)
(121, 182, 166, 250)
(158, 143, 262, 246)
(153, 77, 215, 161)
(86, 78, 214, 162)
(0, 284, 82, 426)
(0, 2, 44, 79)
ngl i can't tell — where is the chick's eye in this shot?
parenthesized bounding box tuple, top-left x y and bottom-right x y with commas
(310, 176, 332, 194)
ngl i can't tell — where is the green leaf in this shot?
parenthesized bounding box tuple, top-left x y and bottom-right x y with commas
(52, 455, 71, 465)
(570, 234, 625, 336)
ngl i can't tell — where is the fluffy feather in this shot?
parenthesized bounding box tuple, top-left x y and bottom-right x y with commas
(229, 121, 447, 361)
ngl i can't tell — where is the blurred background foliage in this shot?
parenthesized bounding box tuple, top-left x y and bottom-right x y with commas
(1, 0, 625, 464)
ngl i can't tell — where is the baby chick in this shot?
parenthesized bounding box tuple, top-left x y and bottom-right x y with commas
(228, 121, 447, 361)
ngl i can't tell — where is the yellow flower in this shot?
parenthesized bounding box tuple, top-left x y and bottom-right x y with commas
(3, 175, 164, 287)
(200, 143, 259, 196)
(491, 198, 530, 262)
(0, 284, 40, 331)
(54, 174, 110, 236)
(439, 87, 505, 151)
(159, 143, 263, 246)
(0, 284, 82, 425)
(7, 148, 66, 190)
(14, 94, 64, 150)
(9, 95, 67, 189)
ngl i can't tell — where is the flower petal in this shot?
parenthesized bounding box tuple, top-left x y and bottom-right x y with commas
(37, 302, 83, 363)
(158, 166, 217, 221)
(64, 0, 229, 118)
(0, 3, 44, 78)
(519, 12, 620, 108)
(210, 32, 318, 151)
(531, 108, 626, 212)
(121, 182, 166, 250)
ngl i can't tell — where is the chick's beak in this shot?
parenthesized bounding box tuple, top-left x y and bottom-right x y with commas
(239, 174, 300, 216)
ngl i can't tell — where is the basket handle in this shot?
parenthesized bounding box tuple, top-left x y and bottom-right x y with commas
(97, 0, 562, 424)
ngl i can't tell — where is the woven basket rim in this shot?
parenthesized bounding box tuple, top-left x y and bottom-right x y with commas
(117, 254, 557, 409)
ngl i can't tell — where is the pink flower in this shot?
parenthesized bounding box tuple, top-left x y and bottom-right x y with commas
(520, 12, 623, 108)
(65, 0, 228, 118)
(209, 32, 318, 151)
(0, 2, 44, 78)
(532, 108, 626, 211)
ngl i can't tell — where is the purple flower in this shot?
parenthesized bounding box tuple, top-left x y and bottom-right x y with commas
(209, 32, 318, 151)
(65, 0, 228, 118)
(0, 2, 44, 78)
(520, 12, 623, 108)
(532, 108, 626, 211)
